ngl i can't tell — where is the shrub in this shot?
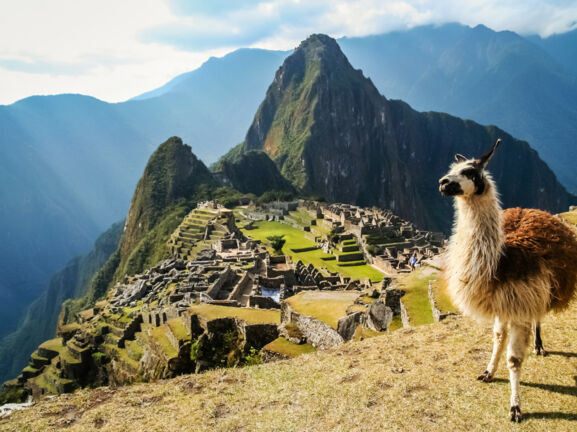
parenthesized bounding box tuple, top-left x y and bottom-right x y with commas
(366, 245, 380, 256)
(243, 347, 262, 366)
(267, 235, 286, 253)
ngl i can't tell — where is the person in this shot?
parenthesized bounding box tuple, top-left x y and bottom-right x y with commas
(409, 252, 418, 270)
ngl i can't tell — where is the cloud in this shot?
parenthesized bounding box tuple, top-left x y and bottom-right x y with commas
(0, 58, 91, 75)
(142, 0, 329, 51)
(2, 0, 577, 104)
(167, 0, 263, 16)
(143, 0, 577, 53)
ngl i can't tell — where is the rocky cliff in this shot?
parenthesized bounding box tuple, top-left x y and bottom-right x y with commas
(230, 34, 575, 231)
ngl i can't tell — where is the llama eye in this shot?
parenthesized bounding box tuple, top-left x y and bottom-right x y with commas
(461, 169, 477, 178)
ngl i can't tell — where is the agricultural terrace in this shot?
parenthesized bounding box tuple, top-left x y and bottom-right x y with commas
(285, 291, 359, 329)
(241, 220, 384, 283)
(397, 269, 440, 326)
(263, 337, 316, 358)
(188, 304, 281, 325)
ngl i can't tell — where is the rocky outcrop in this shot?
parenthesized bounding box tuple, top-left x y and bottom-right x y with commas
(337, 312, 364, 341)
(365, 300, 393, 331)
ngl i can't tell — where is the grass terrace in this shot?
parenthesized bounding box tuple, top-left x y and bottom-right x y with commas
(263, 337, 316, 358)
(149, 326, 179, 359)
(284, 291, 359, 329)
(188, 304, 281, 325)
(38, 338, 66, 356)
(559, 210, 577, 227)
(396, 269, 438, 326)
(430, 277, 457, 314)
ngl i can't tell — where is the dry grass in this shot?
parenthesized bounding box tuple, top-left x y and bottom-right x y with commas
(2, 303, 576, 432)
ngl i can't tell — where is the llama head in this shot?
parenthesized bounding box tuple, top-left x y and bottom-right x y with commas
(439, 139, 501, 197)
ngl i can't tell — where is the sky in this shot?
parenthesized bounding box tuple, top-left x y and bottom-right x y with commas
(1, 0, 576, 105)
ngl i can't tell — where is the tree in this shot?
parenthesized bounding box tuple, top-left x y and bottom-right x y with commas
(267, 235, 286, 254)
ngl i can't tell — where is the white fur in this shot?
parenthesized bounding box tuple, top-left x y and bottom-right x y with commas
(445, 171, 552, 322)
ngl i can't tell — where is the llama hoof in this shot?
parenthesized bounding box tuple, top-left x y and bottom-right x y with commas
(477, 370, 493, 382)
(534, 346, 547, 356)
(510, 405, 522, 423)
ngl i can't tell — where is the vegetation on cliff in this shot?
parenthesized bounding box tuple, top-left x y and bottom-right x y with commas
(61, 137, 227, 326)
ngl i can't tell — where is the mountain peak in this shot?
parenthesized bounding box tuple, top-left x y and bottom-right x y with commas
(296, 33, 351, 69)
(298, 33, 341, 53)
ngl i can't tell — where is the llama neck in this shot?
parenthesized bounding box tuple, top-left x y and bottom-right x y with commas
(448, 180, 504, 284)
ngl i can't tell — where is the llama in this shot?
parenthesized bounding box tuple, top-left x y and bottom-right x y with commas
(439, 138, 577, 422)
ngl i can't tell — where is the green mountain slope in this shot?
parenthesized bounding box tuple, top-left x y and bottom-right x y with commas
(0, 222, 122, 384)
(213, 149, 295, 196)
(0, 49, 284, 341)
(62, 137, 222, 322)
(339, 24, 577, 193)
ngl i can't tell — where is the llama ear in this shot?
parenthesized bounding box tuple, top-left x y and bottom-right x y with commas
(454, 154, 467, 163)
(478, 138, 502, 168)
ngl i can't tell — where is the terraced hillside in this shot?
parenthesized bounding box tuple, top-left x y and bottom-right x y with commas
(168, 208, 230, 261)
(3, 300, 575, 431)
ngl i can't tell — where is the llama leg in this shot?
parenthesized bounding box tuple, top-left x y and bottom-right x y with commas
(507, 322, 531, 423)
(533, 321, 546, 356)
(478, 317, 507, 382)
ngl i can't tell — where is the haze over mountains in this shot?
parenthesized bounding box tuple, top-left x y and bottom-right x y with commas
(1, 23, 576, 370)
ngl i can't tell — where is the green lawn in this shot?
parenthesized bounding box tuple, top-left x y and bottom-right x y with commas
(287, 209, 314, 226)
(431, 278, 457, 314)
(396, 269, 436, 326)
(263, 337, 316, 358)
(242, 221, 384, 283)
(285, 291, 359, 329)
(189, 304, 281, 325)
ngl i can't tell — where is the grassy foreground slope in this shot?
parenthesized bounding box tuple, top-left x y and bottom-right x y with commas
(2, 302, 575, 431)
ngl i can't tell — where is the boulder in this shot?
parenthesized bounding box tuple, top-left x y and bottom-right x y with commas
(365, 300, 393, 331)
(337, 311, 364, 340)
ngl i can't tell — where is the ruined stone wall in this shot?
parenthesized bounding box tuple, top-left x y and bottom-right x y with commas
(373, 255, 398, 274)
(228, 272, 252, 303)
(249, 296, 280, 309)
(281, 303, 344, 349)
(205, 266, 235, 299)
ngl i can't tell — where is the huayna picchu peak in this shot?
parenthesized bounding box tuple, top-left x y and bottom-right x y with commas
(224, 34, 575, 232)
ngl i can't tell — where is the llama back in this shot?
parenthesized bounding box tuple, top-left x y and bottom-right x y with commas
(501, 208, 577, 312)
